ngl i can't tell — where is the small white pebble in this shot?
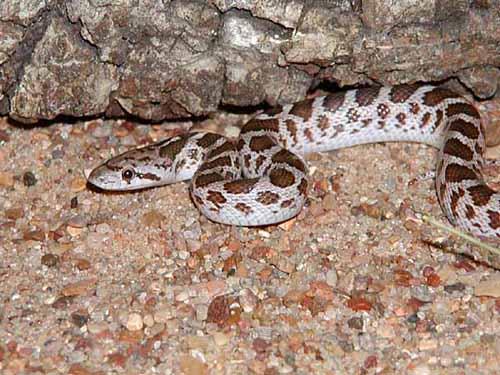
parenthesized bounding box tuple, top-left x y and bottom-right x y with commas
(178, 250, 190, 260)
(126, 313, 144, 331)
(95, 223, 112, 234)
(326, 269, 338, 287)
(175, 291, 189, 302)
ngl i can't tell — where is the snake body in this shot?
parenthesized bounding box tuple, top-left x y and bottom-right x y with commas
(88, 84, 500, 240)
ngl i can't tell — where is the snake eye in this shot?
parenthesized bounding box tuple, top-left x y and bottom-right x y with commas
(122, 168, 135, 181)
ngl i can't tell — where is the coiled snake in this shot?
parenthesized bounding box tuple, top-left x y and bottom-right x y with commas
(88, 84, 499, 241)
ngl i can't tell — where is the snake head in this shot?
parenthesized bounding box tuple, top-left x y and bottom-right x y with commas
(87, 145, 174, 191)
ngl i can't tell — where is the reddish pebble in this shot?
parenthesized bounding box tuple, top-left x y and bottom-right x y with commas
(426, 273, 441, 287)
(364, 355, 378, 369)
(422, 266, 435, 277)
(394, 269, 414, 287)
(107, 352, 127, 368)
(346, 296, 373, 312)
(407, 297, 426, 313)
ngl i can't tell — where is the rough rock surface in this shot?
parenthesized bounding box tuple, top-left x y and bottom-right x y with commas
(0, 0, 499, 122)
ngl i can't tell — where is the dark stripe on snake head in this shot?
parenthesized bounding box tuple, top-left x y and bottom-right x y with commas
(137, 172, 161, 181)
(269, 168, 295, 188)
(389, 84, 421, 103)
(355, 86, 381, 106)
(443, 138, 474, 161)
(289, 98, 314, 121)
(159, 137, 188, 160)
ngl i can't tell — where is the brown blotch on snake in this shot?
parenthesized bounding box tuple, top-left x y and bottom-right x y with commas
(271, 149, 307, 173)
(448, 119, 480, 139)
(445, 164, 478, 183)
(443, 138, 474, 161)
(257, 191, 280, 205)
(389, 84, 421, 103)
(423, 87, 460, 107)
(355, 86, 381, 107)
(323, 92, 345, 112)
(446, 103, 480, 119)
(223, 179, 259, 194)
(269, 168, 296, 188)
(206, 191, 227, 207)
(194, 172, 225, 188)
(289, 98, 315, 121)
(249, 135, 276, 152)
(468, 185, 496, 207)
(242, 118, 279, 133)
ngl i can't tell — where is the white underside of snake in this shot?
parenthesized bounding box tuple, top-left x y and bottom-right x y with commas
(88, 84, 500, 241)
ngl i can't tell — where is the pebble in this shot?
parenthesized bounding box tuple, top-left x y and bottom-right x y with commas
(67, 215, 87, 228)
(239, 288, 258, 313)
(474, 275, 500, 297)
(196, 304, 208, 321)
(61, 278, 97, 297)
(41, 253, 60, 267)
(95, 223, 111, 234)
(67, 225, 84, 237)
(212, 331, 230, 346)
(141, 210, 166, 228)
(0, 171, 15, 187)
(418, 338, 438, 351)
(126, 313, 144, 331)
(326, 269, 338, 287)
(92, 123, 113, 138)
(22, 171, 37, 187)
(5, 207, 24, 219)
(154, 306, 174, 323)
(70, 177, 87, 192)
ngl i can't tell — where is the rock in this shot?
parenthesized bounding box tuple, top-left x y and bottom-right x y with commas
(126, 313, 144, 331)
(474, 275, 500, 298)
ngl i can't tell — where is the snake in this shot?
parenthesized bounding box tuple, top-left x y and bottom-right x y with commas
(88, 84, 500, 241)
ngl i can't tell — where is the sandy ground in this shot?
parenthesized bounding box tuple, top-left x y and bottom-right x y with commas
(0, 114, 499, 374)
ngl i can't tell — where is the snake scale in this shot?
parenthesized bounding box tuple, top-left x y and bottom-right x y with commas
(88, 84, 500, 241)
